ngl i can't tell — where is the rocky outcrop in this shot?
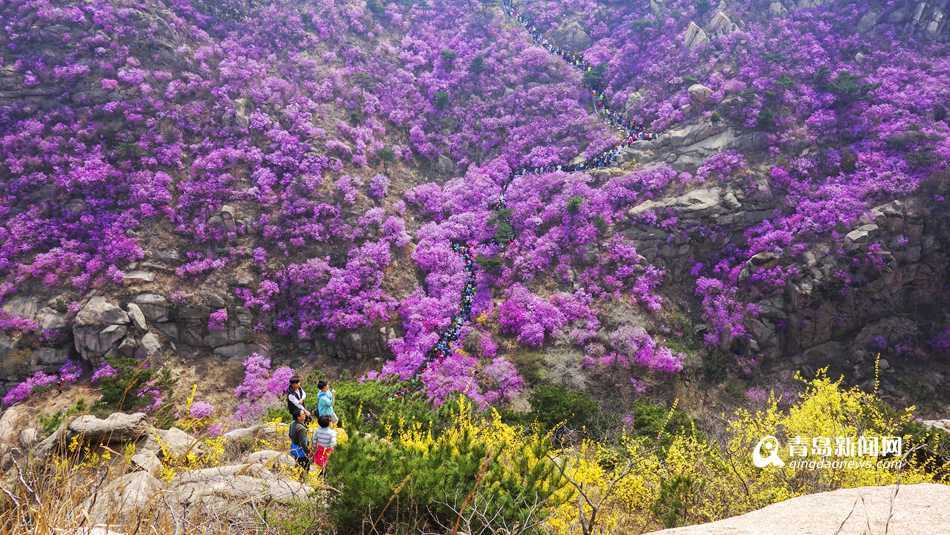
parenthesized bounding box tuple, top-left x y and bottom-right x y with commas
(36, 412, 150, 460)
(706, 11, 738, 35)
(313, 325, 394, 360)
(624, 147, 948, 368)
(170, 463, 313, 510)
(131, 449, 163, 477)
(920, 418, 950, 432)
(622, 120, 743, 169)
(73, 297, 130, 364)
(778, 0, 948, 40)
(687, 83, 713, 104)
(683, 21, 709, 49)
(142, 426, 203, 459)
(203, 306, 253, 349)
(246, 449, 295, 468)
(647, 484, 950, 534)
(83, 471, 166, 526)
(132, 293, 171, 323)
(549, 20, 592, 51)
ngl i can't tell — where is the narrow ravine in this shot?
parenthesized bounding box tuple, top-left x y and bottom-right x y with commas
(425, 0, 654, 362)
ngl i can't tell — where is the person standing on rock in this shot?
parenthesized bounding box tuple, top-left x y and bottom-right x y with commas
(287, 376, 310, 421)
(289, 410, 311, 476)
(317, 380, 338, 426)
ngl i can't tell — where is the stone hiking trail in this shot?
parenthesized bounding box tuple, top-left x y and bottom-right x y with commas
(423, 0, 653, 370)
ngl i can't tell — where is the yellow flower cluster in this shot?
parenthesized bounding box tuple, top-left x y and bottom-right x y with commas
(545, 369, 943, 533)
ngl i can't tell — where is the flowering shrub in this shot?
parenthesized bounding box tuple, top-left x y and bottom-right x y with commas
(233, 354, 295, 421)
(513, 0, 948, 349)
(1, 359, 88, 406)
(207, 309, 228, 332)
(2, 371, 58, 407)
(91, 364, 117, 383)
(189, 401, 214, 420)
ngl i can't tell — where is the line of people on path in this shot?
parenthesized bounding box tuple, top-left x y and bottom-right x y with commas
(287, 376, 339, 475)
(429, 242, 478, 360)
(501, 0, 657, 160)
(422, 1, 661, 365)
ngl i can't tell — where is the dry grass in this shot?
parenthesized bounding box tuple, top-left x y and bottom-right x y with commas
(0, 438, 325, 535)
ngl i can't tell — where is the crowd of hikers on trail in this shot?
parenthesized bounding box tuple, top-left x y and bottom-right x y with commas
(502, 0, 655, 144)
(429, 242, 478, 359)
(287, 376, 339, 476)
(421, 2, 660, 367)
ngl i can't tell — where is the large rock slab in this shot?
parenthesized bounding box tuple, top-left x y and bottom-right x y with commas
(1, 296, 39, 321)
(683, 21, 709, 48)
(0, 405, 30, 452)
(142, 427, 202, 459)
(130, 449, 163, 477)
(35, 412, 149, 459)
(550, 20, 591, 51)
(126, 303, 148, 331)
(74, 298, 131, 363)
(920, 419, 950, 433)
(83, 471, 165, 525)
(70, 412, 149, 443)
(647, 484, 950, 534)
(246, 449, 295, 468)
(169, 463, 313, 510)
(75, 297, 129, 327)
(132, 293, 171, 323)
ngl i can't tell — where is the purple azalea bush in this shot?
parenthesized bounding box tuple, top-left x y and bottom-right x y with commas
(233, 354, 294, 421)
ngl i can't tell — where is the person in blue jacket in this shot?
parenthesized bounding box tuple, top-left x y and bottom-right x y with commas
(316, 380, 338, 426)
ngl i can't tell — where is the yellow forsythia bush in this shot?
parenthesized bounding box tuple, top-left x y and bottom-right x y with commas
(546, 368, 945, 534)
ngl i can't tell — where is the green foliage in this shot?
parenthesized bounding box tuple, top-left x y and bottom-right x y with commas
(566, 195, 584, 215)
(39, 399, 87, 436)
(489, 207, 515, 245)
(630, 18, 653, 32)
(440, 49, 457, 64)
(470, 55, 486, 74)
(653, 475, 696, 528)
(298, 375, 436, 434)
(475, 254, 503, 272)
(366, 0, 386, 17)
(519, 384, 621, 440)
(583, 64, 607, 90)
(756, 107, 776, 131)
(350, 71, 377, 90)
(527, 384, 598, 432)
(627, 399, 694, 446)
(840, 147, 858, 172)
(376, 146, 396, 163)
(898, 420, 950, 480)
(326, 399, 568, 533)
(434, 90, 450, 109)
(776, 74, 794, 89)
(96, 357, 176, 426)
(817, 69, 879, 106)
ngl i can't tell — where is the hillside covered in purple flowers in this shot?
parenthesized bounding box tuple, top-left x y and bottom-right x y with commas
(1, 0, 948, 415)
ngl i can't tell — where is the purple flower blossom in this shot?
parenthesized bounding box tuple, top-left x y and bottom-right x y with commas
(208, 309, 228, 332)
(91, 364, 117, 383)
(189, 401, 214, 419)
